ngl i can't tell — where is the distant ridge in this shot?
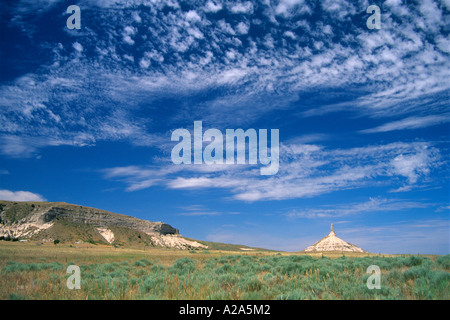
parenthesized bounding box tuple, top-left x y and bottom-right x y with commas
(0, 200, 206, 249)
(303, 224, 366, 253)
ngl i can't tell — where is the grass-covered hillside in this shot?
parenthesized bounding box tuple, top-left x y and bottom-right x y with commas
(0, 200, 182, 247)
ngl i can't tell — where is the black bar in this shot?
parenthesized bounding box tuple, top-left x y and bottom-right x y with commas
(0, 300, 446, 319)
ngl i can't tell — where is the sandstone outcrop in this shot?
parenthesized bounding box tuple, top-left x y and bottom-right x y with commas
(304, 224, 366, 253)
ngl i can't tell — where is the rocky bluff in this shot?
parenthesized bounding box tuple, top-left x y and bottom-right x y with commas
(42, 206, 179, 235)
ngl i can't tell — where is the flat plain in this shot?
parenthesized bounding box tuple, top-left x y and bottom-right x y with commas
(0, 241, 448, 300)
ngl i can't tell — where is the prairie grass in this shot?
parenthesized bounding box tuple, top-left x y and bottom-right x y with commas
(0, 242, 448, 300)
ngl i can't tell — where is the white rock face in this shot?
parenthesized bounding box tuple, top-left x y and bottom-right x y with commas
(97, 228, 115, 244)
(151, 234, 208, 250)
(0, 206, 54, 238)
(304, 224, 366, 253)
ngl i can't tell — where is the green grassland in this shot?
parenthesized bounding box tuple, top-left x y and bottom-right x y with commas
(0, 242, 448, 300)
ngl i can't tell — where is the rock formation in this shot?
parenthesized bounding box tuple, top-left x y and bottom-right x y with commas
(41, 206, 179, 235)
(304, 224, 366, 253)
(0, 200, 206, 249)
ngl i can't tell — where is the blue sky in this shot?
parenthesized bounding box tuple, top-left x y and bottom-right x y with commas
(0, 0, 449, 254)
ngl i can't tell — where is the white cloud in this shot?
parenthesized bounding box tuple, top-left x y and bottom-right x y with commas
(177, 205, 222, 216)
(441, 0, 450, 10)
(123, 35, 135, 45)
(0, 190, 46, 202)
(102, 141, 442, 202)
(0, 133, 99, 158)
(322, 24, 333, 35)
(132, 11, 141, 23)
(1, 0, 448, 159)
(139, 58, 150, 69)
(204, 1, 222, 13)
(216, 68, 248, 84)
(229, 2, 253, 14)
(283, 31, 296, 39)
(321, 0, 358, 19)
(186, 10, 201, 22)
(122, 26, 136, 45)
(72, 42, 83, 53)
(418, 0, 443, 32)
(389, 150, 433, 184)
(286, 197, 432, 219)
(435, 35, 450, 53)
(361, 115, 450, 133)
(0, 136, 38, 158)
(235, 22, 249, 35)
(275, 0, 309, 16)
